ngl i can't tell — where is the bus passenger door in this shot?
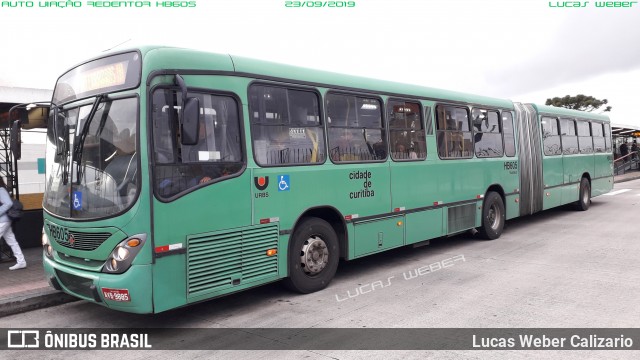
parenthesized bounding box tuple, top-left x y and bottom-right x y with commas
(559, 119, 583, 204)
(388, 101, 443, 246)
(149, 79, 253, 312)
(540, 117, 564, 209)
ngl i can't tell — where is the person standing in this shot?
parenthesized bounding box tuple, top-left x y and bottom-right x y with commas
(0, 177, 26, 270)
(620, 142, 629, 162)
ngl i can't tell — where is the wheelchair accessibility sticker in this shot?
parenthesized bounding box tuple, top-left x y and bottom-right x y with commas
(73, 191, 82, 210)
(278, 175, 290, 192)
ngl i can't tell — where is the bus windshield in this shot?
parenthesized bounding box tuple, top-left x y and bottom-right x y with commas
(44, 52, 141, 219)
(44, 97, 139, 219)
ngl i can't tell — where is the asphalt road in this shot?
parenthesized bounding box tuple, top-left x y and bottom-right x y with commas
(2, 179, 640, 359)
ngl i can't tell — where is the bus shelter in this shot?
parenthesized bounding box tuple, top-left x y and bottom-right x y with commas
(0, 86, 52, 250)
(611, 123, 640, 175)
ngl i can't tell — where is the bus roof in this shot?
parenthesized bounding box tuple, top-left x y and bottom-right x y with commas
(140, 46, 514, 110)
(528, 103, 610, 122)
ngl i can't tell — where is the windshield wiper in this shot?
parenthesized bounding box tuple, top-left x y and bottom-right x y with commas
(73, 95, 104, 184)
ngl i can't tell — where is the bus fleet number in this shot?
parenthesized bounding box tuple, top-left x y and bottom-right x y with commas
(504, 161, 518, 171)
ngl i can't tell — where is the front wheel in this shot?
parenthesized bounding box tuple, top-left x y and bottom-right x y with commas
(478, 191, 505, 240)
(283, 218, 339, 294)
(575, 177, 591, 211)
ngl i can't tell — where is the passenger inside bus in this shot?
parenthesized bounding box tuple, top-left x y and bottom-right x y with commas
(105, 128, 137, 197)
(394, 142, 418, 159)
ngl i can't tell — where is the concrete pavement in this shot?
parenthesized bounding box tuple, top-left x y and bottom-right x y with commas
(0, 246, 77, 317)
(1, 170, 639, 317)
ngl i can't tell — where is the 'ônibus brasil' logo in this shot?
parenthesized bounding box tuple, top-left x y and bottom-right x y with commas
(254, 176, 269, 191)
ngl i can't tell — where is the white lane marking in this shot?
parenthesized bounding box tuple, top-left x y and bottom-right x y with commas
(603, 189, 632, 196)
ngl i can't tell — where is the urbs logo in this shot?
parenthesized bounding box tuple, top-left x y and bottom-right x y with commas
(254, 176, 269, 191)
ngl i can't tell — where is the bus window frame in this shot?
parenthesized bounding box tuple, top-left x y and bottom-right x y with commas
(541, 115, 562, 157)
(576, 118, 594, 154)
(148, 84, 247, 203)
(591, 121, 606, 154)
(501, 110, 517, 158)
(559, 117, 579, 155)
(387, 97, 426, 162)
(603, 123, 612, 152)
(326, 90, 388, 164)
(248, 81, 327, 168)
(471, 107, 504, 159)
(435, 103, 473, 160)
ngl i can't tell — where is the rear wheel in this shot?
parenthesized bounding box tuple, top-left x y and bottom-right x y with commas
(283, 218, 339, 294)
(575, 177, 591, 211)
(478, 191, 505, 240)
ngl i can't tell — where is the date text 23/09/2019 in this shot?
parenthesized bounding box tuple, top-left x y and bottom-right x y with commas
(285, 1, 356, 8)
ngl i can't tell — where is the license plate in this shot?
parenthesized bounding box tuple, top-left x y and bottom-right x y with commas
(101, 288, 131, 302)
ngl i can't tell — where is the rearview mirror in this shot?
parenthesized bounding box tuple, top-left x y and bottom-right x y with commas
(23, 106, 49, 129)
(180, 97, 200, 146)
(5, 105, 50, 130)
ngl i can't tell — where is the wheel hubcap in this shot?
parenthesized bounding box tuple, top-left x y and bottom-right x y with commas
(488, 204, 501, 230)
(582, 187, 589, 204)
(300, 236, 329, 275)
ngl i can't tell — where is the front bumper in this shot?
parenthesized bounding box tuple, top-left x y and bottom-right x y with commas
(43, 253, 154, 314)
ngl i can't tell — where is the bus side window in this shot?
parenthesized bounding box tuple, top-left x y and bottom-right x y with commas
(604, 123, 612, 152)
(424, 106, 434, 136)
(327, 93, 386, 163)
(249, 85, 325, 166)
(154, 103, 177, 163)
(152, 89, 244, 199)
(388, 99, 426, 161)
(541, 117, 561, 156)
(560, 118, 578, 155)
(592, 122, 605, 153)
(577, 120, 593, 154)
(472, 108, 503, 158)
(502, 111, 516, 157)
(436, 105, 472, 159)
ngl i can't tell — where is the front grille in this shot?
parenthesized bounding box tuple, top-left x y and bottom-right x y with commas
(55, 231, 111, 251)
(187, 224, 279, 296)
(56, 252, 105, 268)
(55, 269, 95, 299)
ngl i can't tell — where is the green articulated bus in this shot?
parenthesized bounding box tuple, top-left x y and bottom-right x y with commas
(38, 47, 613, 313)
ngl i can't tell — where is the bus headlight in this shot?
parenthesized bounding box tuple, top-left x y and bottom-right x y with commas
(110, 258, 119, 272)
(42, 230, 53, 258)
(116, 247, 130, 261)
(102, 234, 146, 274)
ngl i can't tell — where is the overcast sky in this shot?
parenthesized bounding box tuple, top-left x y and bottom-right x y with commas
(1, 0, 639, 126)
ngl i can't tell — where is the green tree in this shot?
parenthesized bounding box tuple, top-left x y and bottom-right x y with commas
(545, 94, 611, 112)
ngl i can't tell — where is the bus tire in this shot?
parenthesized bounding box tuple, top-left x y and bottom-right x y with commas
(575, 177, 591, 211)
(479, 191, 505, 240)
(283, 217, 339, 294)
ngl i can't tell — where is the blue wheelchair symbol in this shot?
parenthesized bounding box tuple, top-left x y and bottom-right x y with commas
(278, 175, 290, 192)
(72, 191, 82, 210)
